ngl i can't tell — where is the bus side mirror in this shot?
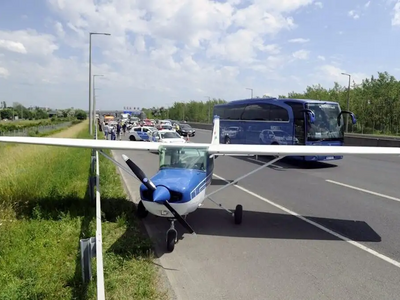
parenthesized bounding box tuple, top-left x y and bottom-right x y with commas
(337, 111, 357, 126)
(300, 109, 315, 124)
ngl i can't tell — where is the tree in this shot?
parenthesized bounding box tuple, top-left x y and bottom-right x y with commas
(75, 109, 87, 120)
(143, 71, 400, 135)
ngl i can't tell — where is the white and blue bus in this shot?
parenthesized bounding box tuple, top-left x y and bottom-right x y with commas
(213, 98, 356, 161)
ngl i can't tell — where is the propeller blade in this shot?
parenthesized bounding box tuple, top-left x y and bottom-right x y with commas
(153, 186, 171, 202)
(163, 201, 195, 234)
(122, 154, 156, 191)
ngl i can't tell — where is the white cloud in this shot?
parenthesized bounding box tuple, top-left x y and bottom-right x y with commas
(0, 66, 9, 78)
(292, 49, 310, 60)
(365, 1, 371, 8)
(0, 30, 58, 56)
(315, 65, 368, 86)
(314, 2, 323, 8)
(0, 0, 377, 107)
(0, 40, 27, 54)
(392, 1, 400, 26)
(348, 10, 360, 19)
(288, 38, 310, 43)
(317, 55, 325, 61)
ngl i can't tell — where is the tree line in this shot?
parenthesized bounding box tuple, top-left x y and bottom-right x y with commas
(0, 102, 87, 121)
(142, 71, 400, 136)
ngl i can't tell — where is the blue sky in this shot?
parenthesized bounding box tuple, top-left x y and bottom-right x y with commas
(0, 0, 400, 110)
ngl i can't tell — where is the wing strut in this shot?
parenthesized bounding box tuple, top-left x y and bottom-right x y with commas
(98, 150, 142, 182)
(205, 155, 284, 199)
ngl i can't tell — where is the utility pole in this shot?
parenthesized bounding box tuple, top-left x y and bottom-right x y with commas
(205, 96, 211, 122)
(88, 32, 111, 135)
(93, 74, 104, 133)
(246, 88, 253, 98)
(341, 72, 351, 132)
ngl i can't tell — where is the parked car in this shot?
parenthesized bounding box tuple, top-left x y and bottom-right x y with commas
(176, 123, 196, 137)
(150, 130, 186, 143)
(129, 126, 157, 141)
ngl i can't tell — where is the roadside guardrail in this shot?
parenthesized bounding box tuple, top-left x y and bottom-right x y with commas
(187, 122, 400, 147)
(81, 124, 105, 300)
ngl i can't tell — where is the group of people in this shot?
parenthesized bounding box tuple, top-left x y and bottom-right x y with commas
(102, 121, 127, 140)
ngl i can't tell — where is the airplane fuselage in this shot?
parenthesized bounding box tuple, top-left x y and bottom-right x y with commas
(139, 154, 215, 217)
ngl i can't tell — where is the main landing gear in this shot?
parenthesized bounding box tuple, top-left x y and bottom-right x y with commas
(164, 204, 242, 253)
(136, 200, 242, 252)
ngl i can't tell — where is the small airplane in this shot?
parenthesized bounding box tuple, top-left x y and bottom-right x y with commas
(1, 116, 400, 252)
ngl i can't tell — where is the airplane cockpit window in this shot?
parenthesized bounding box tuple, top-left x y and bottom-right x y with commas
(159, 146, 208, 171)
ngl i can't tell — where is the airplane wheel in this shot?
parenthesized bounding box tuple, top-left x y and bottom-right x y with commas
(136, 201, 148, 219)
(234, 204, 243, 225)
(166, 229, 177, 252)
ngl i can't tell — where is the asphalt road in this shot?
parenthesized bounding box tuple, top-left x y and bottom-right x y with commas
(112, 130, 400, 300)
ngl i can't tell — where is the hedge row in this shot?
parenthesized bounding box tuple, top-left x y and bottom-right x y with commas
(0, 118, 76, 133)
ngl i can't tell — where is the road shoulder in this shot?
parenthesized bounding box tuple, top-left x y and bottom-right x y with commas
(111, 150, 178, 300)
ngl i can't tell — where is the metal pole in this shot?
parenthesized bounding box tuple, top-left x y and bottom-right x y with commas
(89, 33, 92, 134)
(246, 88, 253, 98)
(88, 32, 111, 135)
(93, 75, 104, 134)
(341, 73, 351, 133)
(346, 75, 351, 132)
(205, 96, 211, 122)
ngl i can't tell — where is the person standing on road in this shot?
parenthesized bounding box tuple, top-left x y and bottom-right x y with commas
(104, 122, 109, 139)
(122, 122, 127, 136)
(117, 122, 122, 140)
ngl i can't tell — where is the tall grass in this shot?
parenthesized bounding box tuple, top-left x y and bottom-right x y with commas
(0, 121, 167, 299)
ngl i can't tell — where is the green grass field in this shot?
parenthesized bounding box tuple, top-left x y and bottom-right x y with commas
(0, 121, 167, 299)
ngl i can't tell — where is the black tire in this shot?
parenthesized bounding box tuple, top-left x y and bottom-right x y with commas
(129, 135, 136, 141)
(166, 229, 177, 252)
(136, 200, 148, 219)
(234, 204, 243, 224)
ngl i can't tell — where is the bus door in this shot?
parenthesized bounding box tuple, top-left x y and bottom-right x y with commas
(284, 102, 306, 145)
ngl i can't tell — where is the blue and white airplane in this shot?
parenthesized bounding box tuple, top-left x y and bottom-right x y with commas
(1, 116, 400, 252)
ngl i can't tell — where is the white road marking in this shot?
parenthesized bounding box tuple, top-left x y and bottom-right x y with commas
(213, 173, 400, 269)
(326, 180, 400, 203)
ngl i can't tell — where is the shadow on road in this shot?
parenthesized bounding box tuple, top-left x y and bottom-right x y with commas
(145, 206, 381, 258)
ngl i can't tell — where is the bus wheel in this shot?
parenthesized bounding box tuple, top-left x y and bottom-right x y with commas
(224, 136, 231, 144)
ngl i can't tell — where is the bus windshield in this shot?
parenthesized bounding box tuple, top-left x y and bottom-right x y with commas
(306, 103, 344, 141)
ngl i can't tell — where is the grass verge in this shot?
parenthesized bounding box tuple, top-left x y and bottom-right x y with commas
(0, 120, 167, 299)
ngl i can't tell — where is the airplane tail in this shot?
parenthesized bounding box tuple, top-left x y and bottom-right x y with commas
(211, 115, 220, 144)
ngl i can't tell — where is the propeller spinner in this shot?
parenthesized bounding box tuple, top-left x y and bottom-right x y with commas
(122, 154, 195, 234)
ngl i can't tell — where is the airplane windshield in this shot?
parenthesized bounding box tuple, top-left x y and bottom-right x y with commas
(159, 146, 208, 171)
(306, 103, 344, 141)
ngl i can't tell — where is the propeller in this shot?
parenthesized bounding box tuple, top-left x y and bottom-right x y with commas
(122, 154, 195, 234)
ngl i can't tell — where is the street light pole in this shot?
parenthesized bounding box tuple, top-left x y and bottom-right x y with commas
(89, 32, 111, 135)
(93, 74, 104, 133)
(205, 96, 211, 122)
(341, 72, 351, 132)
(246, 88, 253, 98)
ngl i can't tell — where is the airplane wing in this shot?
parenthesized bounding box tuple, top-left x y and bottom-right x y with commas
(1, 136, 400, 156)
(0, 136, 162, 151)
(206, 144, 400, 156)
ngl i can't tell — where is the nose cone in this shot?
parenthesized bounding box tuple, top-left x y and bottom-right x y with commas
(153, 186, 171, 203)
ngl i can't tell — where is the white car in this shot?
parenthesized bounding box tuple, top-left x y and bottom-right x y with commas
(150, 130, 186, 144)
